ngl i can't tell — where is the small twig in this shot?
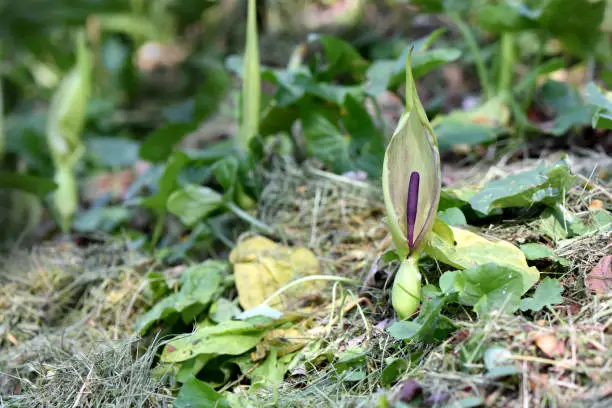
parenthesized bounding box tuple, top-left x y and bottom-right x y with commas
(71, 367, 93, 408)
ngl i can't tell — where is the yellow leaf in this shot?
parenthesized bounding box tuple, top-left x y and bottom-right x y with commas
(230, 236, 322, 310)
(426, 225, 539, 293)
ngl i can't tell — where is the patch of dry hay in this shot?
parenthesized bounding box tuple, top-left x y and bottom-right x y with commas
(0, 240, 170, 405)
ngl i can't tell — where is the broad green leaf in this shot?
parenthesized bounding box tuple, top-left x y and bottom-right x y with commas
(382, 53, 441, 258)
(592, 109, 612, 130)
(174, 376, 230, 408)
(439, 186, 481, 211)
(138, 151, 190, 211)
(411, 48, 461, 79)
(86, 137, 140, 167)
(212, 155, 239, 197)
(139, 123, 197, 163)
(0, 172, 57, 197)
(237, 0, 261, 151)
(426, 223, 540, 293)
(301, 110, 352, 174)
(210, 298, 241, 323)
(135, 260, 227, 333)
(437, 207, 467, 226)
(341, 94, 385, 177)
(585, 82, 612, 111)
(167, 185, 224, 227)
(442, 264, 524, 317)
(435, 121, 501, 151)
(476, 2, 537, 33)
(309, 34, 368, 80)
(468, 161, 575, 215)
(381, 358, 409, 387)
(519, 277, 563, 312)
(520, 243, 569, 266)
(387, 287, 457, 344)
(365, 37, 460, 96)
(536, 0, 606, 56)
(161, 320, 266, 363)
(72, 206, 132, 233)
(539, 80, 593, 136)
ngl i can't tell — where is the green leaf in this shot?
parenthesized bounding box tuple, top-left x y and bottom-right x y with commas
(72, 206, 132, 233)
(174, 376, 230, 408)
(443, 264, 524, 317)
(426, 223, 540, 293)
(210, 298, 241, 323)
(381, 358, 409, 387)
(476, 2, 537, 33)
(411, 48, 461, 79)
(341, 94, 385, 177)
(387, 288, 457, 343)
(0, 172, 57, 197)
(536, 0, 606, 56)
(520, 243, 569, 266)
(139, 123, 197, 163)
(301, 110, 353, 174)
(519, 277, 563, 312)
(468, 161, 575, 215)
(135, 260, 227, 333)
(592, 109, 612, 130)
(212, 155, 239, 197)
(86, 137, 140, 167)
(309, 34, 368, 80)
(437, 207, 467, 226)
(161, 320, 266, 363)
(138, 151, 190, 212)
(435, 120, 502, 151)
(585, 82, 612, 111)
(539, 80, 593, 136)
(167, 185, 224, 227)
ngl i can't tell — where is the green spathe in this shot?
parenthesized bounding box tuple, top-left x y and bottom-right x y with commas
(382, 51, 441, 260)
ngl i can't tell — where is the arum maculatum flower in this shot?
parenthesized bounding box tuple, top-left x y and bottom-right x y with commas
(382, 50, 441, 319)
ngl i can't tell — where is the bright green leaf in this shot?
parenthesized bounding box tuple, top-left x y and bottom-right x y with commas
(381, 358, 409, 386)
(468, 161, 575, 215)
(437, 207, 467, 226)
(301, 110, 353, 174)
(138, 151, 190, 212)
(167, 185, 224, 227)
(161, 320, 266, 363)
(174, 376, 230, 408)
(135, 260, 227, 333)
(0, 172, 57, 197)
(139, 123, 197, 163)
(519, 277, 563, 312)
(520, 243, 568, 266)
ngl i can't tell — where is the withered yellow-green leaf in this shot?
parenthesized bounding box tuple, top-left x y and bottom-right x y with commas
(426, 224, 540, 293)
(229, 236, 322, 310)
(382, 51, 441, 259)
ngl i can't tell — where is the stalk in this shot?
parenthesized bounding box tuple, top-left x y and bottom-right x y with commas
(450, 13, 493, 100)
(237, 0, 261, 152)
(498, 33, 515, 97)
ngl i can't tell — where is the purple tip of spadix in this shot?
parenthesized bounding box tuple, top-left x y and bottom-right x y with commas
(406, 171, 420, 249)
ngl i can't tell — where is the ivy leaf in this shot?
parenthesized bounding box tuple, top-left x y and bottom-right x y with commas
(161, 320, 267, 363)
(167, 185, 224, 227)
(442, 264, 524, 317)
(520, 243, 569, 266)
(174, 376, 230, 408)
(138, 151, 190, 212)
(468, 160, 575, 215)
(387, 287, 457, 344)
(134, 260, 227, 333)
(519, 278, 563, 312)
